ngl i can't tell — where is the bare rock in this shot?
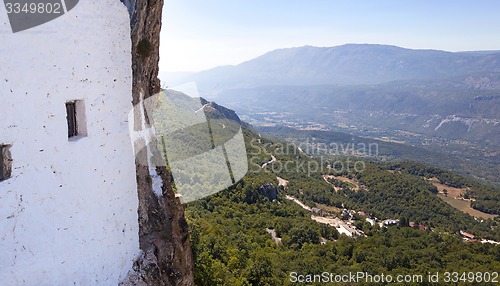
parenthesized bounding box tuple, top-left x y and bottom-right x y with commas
(120, 0, 194, 285)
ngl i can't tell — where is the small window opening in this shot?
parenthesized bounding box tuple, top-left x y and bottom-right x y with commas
(66, 100, 87, 139)
(0, 144, 12, 182)
(66, 101, 78, 138)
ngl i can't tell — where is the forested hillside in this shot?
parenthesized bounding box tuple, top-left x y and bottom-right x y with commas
(183, 126, 500, 285)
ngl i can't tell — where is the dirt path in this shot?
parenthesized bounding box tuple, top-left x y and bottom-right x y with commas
(261, 155, 277, 168)
(276, 176, 289, 188)
(323, 175, 341, 192)
(286, 195, 364, 237)
(324, 175, 361, 191)
(265, 228, 281, 244)
(285, 195, 311, 211)
(311, 216, 356, 237)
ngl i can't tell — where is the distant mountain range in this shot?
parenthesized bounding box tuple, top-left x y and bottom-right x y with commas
(162, 44, 500, 176)
(165, 44, 500, 92)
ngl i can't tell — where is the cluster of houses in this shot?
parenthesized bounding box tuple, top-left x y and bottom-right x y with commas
(409, 222, 429, 231)
(458, 230, 500, 245)
(281, 185, 498, 246)
(299, 198, 495, 245)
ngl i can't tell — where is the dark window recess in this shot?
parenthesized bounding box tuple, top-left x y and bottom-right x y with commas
(66, 101, 78, 138)
(0, 145, 12, 181)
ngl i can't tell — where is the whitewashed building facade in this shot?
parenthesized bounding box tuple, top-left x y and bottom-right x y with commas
(0, 1, 141, 284)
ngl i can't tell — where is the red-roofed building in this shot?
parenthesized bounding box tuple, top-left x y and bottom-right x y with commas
(460, 230, 475, 239)
(409, 222, 428, 230)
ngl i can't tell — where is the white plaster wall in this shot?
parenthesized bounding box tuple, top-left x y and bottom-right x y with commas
(0, 1, 141, 285)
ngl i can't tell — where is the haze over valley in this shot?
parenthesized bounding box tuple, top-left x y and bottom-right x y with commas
(160, 2, 500, 284)
(164, 44, 500, 185)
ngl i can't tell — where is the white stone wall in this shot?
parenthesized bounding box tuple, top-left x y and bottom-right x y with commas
(0, 1, 141, 284)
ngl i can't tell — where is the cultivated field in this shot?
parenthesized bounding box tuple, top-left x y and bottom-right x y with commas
(438, 194, 496, 220)
(426, 178, 496, 220)
(324, 175, 361, 191)
(427, 178, 465, 198)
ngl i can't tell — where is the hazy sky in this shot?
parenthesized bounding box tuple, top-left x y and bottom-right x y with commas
(159, 0, 500, 72)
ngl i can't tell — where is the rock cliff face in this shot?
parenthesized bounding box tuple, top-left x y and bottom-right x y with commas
(259, 183, 278, 201)
(120, 1, 194, 285)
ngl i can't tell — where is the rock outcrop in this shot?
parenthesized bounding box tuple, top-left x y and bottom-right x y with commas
(259, 183, 278, 201)
(120, 1, 194, 285)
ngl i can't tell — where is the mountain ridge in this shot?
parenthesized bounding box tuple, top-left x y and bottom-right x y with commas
(162, 44, 500, 187)
(166, 44, 500, 91)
